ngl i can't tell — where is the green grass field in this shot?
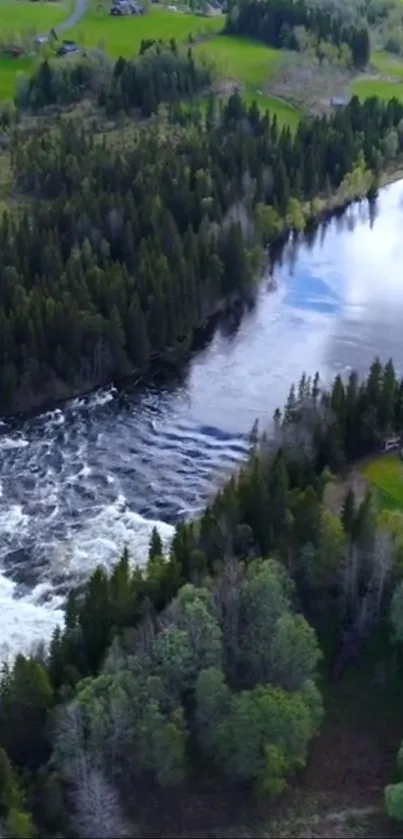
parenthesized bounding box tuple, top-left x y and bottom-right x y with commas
(195, 35, 300, 128)
(350, 77, 403, 102)
(0, 0, 71, 34)
(242, 88, 301, 128)
(372, 50, 403, 79)
(360, 452, 403, 509)
(195, 35, 283, 86)
(70, 6, 223, 57)
(0, 54, 33, 99)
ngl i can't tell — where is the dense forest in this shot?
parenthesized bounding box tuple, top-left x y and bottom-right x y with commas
(226, 0, 371, 68)
(16, 41, 212, 116)
(1, 358, 403, 836)
(0, 92, 402, 412)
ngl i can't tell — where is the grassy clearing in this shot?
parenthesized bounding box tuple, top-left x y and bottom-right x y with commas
(350, 77, 403, 102)
(0, 55, 33, 99)
(372, 50, 403, 79)
(0, 0, 71, 33)
(242, 89, 301, 128)
(195, 35, 283, 87)
(360, 452, 403, 509)
(195, 35, 300, 128)
(70, 7, 223, 57)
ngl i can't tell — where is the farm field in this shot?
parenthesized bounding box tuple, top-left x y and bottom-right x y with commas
(0, 0, 72, 33)
(360, 452, 403, 510)
(69, 6, 223, 57)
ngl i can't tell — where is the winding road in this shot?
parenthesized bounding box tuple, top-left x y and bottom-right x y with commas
(43, 0, 88, 39)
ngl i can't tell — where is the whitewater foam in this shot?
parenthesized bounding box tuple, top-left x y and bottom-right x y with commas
(89, 386, 117, 408)
(0, 504, 29, 540)
(48, 493, 174, 582)
(0, 436, 29, 450)
(0, 574, 63, 662)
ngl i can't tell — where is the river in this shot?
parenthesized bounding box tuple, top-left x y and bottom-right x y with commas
(0, 179, 403, 660)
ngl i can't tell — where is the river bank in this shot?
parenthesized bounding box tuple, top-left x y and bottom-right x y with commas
(3, 165, 401, 423)
(2, 290, 252, 422)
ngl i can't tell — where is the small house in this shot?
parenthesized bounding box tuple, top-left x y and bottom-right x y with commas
(57, 40, 80, 56)
(110, 0, 144, 15)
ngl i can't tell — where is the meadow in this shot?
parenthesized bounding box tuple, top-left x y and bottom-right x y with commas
(350, 78, 403, 102)
(195, 34, 283, 87)
(0, 0, 71, 33)
(195, 35, 301, 127)
(0, 0, 73, 98)
(349, 49, 403, 102)
(69, 6, 223, 57)
(372, 49, 403, 78)
(360, 452, 403, 510)
(0, 54, 33, 99)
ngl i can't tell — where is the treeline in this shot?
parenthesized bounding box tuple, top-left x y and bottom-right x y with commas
(2, 358, 403, 835)
(102, 41, 211, 117)
(226, 0, 370, 68)
(16, 41, 212, 116)
(2, 93, 403, 412)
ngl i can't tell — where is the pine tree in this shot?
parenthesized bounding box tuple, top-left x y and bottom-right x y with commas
(341, 488, 355, 537)
(149, 526, 163, 561)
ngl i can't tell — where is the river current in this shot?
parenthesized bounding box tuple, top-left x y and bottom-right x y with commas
(1, 179, 403, 659)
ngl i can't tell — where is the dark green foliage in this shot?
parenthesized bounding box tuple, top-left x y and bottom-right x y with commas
(0, 657, 53, 769)
(105, 43, 211, 117)
(18, 42, 212, 116)
(0, 95, 403, 411)
(226, 0, 370, 68)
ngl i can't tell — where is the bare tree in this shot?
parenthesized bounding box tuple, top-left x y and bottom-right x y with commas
(54, 700, 87, 774)
(71, 762, 131, 839)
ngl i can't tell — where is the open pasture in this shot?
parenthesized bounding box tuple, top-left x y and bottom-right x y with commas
(371, 50, 403, 79)
(69, 6, 223, 57)
(195, 35, 300, 128)
(350, 77, 403, 102)
(195, 34, 283, 87)
(242, 88, 301, 127)
(0, 54, 33, 99)
(0, 0, 71, 33)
